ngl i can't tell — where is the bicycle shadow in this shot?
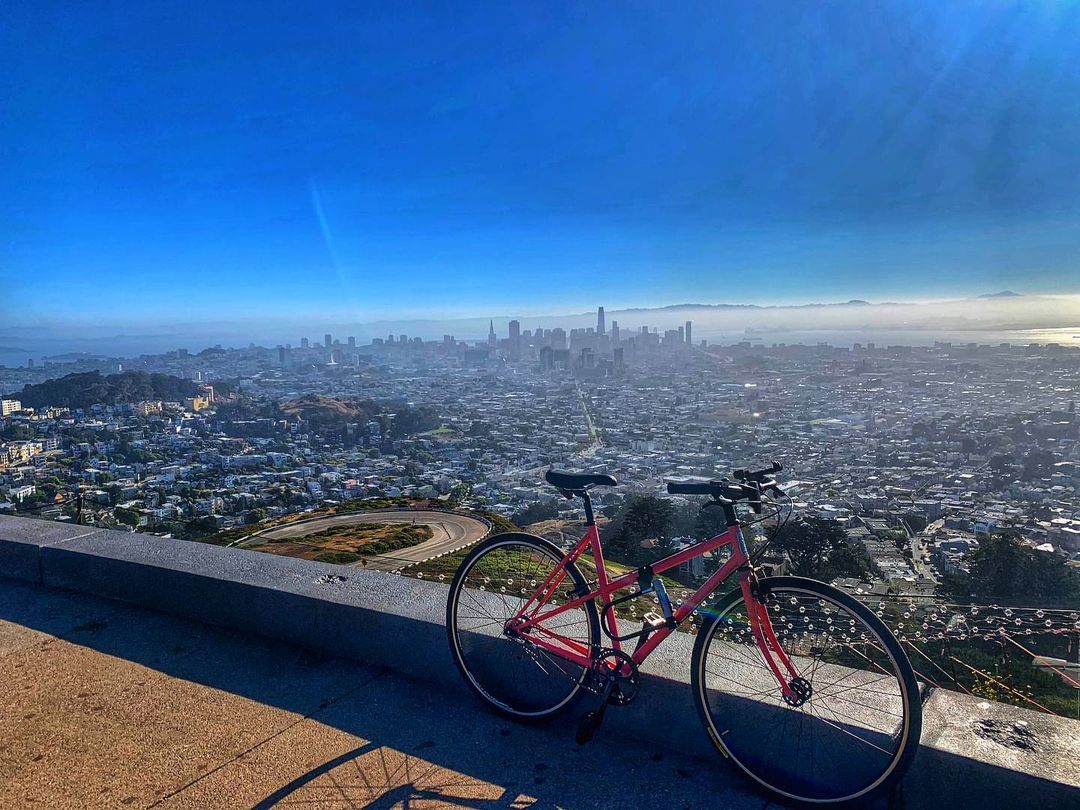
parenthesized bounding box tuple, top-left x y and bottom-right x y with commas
(251, 742, 537, 809)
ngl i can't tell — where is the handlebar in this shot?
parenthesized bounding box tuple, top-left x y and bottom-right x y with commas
(733, 461, 783, 483)
(666, 460, 784, 511)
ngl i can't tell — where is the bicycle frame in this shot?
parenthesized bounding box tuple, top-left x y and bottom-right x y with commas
(507, 517, 802, 699)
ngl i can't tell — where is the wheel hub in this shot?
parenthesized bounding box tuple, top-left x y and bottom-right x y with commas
(782, 676, 812, 707)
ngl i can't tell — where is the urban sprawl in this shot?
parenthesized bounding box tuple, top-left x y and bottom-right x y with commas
(2, 306, 1078, 597)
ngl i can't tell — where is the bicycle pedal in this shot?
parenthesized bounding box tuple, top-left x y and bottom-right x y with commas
(632, 612, 669, 654)
(641, 611, 667, 628)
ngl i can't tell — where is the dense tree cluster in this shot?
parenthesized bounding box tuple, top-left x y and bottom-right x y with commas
(602, 495, 677, 566)
(8, 371, 200, 410)
(771, 516, 877, 581)
(274, 394, 439, 438)
(943, 533, 1080, 607)
(511, 501, 560, 526)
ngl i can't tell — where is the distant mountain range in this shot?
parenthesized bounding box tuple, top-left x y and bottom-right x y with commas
(583, 298, 885, 314)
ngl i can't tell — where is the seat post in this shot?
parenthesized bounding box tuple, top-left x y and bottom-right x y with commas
(581, 491, 596, 526)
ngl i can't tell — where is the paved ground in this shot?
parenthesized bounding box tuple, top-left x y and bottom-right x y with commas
(0, 579, 770, 810)
(249, 510, 490, 572)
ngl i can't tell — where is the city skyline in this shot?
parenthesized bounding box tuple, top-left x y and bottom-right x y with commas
(3, 291, 1080, 365)
(4, 2, 1080, 326)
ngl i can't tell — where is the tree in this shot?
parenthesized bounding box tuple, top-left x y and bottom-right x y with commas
(511, 501, 558, 526)
(0, 424, 33, 441)
(467, 420, 491, 437)
(448, 483, 472, 507)
(989, 454, 1015, 475)
(603, 496, 674, 566)
(694, 504, 730, 543)
(115, 507, 140, 527)
(9, 370, 199, 409)
(772, 516, 874, 581)
(904, 514, 928, 534)
(670, 500, 729, 542)
(1021, 449, 1055, 481)
(184, 515, 221, 538)
(944, 534, 1080, 607)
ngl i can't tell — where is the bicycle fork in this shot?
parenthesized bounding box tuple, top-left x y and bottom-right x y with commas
(740, 575, 806, 705)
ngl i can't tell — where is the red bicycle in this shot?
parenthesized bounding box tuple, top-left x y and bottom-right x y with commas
(446, 463, 922, 806)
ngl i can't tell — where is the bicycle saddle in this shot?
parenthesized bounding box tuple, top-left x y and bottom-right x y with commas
(544, 469, 617, 492)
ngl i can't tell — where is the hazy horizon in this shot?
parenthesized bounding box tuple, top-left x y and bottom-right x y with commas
(2, 292, 1080, 363)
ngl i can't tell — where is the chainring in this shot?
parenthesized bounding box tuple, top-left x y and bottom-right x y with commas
(594, 648, 641, 705)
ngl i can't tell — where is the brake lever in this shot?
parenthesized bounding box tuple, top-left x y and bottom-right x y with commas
(748, 484, 764, 514)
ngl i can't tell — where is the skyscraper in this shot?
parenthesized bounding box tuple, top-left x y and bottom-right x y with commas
(597, 306, 606, 335)
(347, 336, 356, 347)
(508, 319, 521, 359)
(324, 333, 332, 348)
(611, 320, 620, 344)
(301, 337, 309, 349)
(488, 320, 497, 347)
(685, 320, 692, 345)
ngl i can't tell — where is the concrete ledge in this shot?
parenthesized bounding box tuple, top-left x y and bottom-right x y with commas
(0, 518, 98, 584)
(1, 515, 1077, 808)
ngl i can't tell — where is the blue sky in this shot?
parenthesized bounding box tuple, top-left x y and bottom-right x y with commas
(2, 1, 1080, 327)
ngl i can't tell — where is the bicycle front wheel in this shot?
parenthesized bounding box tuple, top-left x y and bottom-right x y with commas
(446, 533, 600, 720)
(691, 576, 921, 806)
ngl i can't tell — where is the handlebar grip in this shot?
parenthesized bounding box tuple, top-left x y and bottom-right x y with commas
(667, 481, 717, 496)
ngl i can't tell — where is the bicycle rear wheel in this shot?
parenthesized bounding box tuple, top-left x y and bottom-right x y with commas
(446, 533, 600, 720)
(691, 576, 921, 806)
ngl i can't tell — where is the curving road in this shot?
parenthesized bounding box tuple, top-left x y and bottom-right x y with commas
(249, 510, 490, 572)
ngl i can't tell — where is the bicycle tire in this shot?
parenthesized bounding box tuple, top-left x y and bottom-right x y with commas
(446, 532, 601, 721)
(691, 576, 922, 806)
